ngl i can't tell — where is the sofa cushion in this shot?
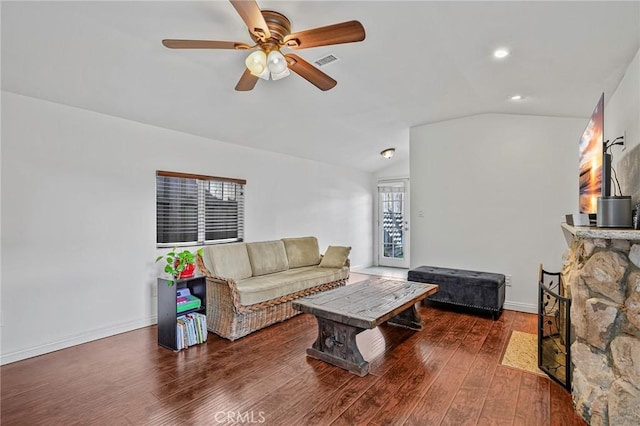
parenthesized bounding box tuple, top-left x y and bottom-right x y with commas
(319, 245, 351, 268)
(246, 240, 289, 276)
(202, 243, 252, 281)
(235, 266, 349, 306)
(282, 236, 321, 268)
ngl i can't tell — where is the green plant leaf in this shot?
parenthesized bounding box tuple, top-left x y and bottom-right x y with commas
(156, 248, 201, 281)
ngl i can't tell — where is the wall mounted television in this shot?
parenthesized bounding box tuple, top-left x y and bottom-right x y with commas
(578, 93, 604, 214)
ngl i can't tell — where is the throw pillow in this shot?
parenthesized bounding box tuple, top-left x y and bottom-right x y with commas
(319, 245, 351, 268)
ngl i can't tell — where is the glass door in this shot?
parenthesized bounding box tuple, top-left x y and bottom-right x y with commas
(378, 180, 409, 268)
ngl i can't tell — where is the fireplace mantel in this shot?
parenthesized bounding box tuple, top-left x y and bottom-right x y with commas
(560, 223, 640, 425)
(561, 223, 640, 241)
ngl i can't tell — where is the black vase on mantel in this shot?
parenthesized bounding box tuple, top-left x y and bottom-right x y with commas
(597, 196, 632, 228)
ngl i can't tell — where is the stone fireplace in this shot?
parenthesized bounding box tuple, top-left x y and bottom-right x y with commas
(561, 224, 640, 425)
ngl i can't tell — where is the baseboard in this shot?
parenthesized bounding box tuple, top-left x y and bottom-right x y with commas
(349, 264, 367, 271)
(0, 315, 157, 365)
(504, 300, 537, 314)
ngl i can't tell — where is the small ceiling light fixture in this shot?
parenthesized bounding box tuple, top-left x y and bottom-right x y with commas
(493, 48, 510, 59)
(510, 94, 524, 101)
(245, 49, 290, 81)
(380, 148, 395, 159)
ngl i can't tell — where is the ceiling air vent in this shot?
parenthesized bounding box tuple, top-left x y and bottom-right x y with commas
(313, 54, 340, 68)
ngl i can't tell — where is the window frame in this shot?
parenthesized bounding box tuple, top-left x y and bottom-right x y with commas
(156, 170, 246, 248)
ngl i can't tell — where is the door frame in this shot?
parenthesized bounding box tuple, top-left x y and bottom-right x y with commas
(376, 178, 410, 268)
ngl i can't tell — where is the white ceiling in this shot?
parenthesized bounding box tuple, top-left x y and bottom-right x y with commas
(2, 1, 639, 173)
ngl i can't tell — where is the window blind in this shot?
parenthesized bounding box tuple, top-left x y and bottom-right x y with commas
(156, 171, 245, 247)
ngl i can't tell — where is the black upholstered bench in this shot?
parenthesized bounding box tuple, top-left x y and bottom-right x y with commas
(408, 266, 505, 320)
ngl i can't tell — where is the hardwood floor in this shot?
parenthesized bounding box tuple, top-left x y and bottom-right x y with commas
(1, 273, 585, 425)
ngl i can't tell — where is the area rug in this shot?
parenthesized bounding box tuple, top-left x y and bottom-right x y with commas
(500, 330, 546, 376)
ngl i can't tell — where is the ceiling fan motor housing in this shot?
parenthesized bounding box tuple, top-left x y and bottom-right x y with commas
(250, 10, 292, 50)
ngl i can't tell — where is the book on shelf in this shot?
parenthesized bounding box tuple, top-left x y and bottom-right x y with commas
(176, 312, 207, 349)
(176, 320, 185, 350)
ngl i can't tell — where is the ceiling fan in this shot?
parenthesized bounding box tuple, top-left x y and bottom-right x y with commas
(162, 0, 366, 91)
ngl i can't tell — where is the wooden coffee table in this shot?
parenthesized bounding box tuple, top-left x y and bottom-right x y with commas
(292, 277, 438, 376)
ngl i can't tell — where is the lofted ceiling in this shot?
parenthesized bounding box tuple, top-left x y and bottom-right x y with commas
(2, 1, 639, 173)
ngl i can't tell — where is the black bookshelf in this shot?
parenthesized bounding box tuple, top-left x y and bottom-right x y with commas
(157, 275, 206, 351)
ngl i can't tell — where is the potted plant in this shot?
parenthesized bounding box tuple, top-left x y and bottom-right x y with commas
(155, 247, 204, 286)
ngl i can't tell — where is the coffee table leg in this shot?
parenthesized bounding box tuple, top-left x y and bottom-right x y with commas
(306, 317, 369, 376)
(387, 303, 424, 330)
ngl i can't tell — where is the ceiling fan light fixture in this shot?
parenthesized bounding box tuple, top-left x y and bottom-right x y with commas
(267, 50, 288, 75)
(255, 67, 271, 80)
(245, 50, 267, 76)
(163, 2, 366, 92)
(271, 67, 290, 81)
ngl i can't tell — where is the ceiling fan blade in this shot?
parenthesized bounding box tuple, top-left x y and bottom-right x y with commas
(235, 68, 259, 91)
(229, 0, 271, 40)
(284, 20, 365, 49)
(285, 54, 337, 91)
(162, 39, 251, 50)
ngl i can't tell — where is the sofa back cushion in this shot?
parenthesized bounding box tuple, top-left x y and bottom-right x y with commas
(202, 243, 252, 281)
(246, 240, 290, 276)
(282, 236, 321, 269)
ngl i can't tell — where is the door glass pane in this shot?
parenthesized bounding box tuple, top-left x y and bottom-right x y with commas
(381, 192, 404, 259)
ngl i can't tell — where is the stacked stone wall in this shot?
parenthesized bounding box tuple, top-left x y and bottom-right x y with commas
(564, 239, 640, 425)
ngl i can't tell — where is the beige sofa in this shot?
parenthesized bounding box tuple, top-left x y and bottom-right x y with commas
(196, 236, 350, 340)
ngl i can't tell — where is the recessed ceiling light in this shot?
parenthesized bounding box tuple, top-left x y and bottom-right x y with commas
(493, 48, 510, 59)
(510, 95, 524, 101)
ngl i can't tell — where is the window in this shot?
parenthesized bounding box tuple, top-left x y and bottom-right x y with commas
(156, 171, 246, 247)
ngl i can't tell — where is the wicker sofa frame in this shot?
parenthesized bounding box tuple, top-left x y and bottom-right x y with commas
(196, 255, 349, 341)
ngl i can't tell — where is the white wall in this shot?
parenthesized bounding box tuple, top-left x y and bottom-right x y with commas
(607, 48, 640, 154)
(606, 48, 640, 203)
(1, 92, 373, 364)
(410, 113, 586, 312)
(375, 160, 410, 181)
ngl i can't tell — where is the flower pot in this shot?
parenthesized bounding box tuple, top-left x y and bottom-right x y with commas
(175, 261, 196, 279)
